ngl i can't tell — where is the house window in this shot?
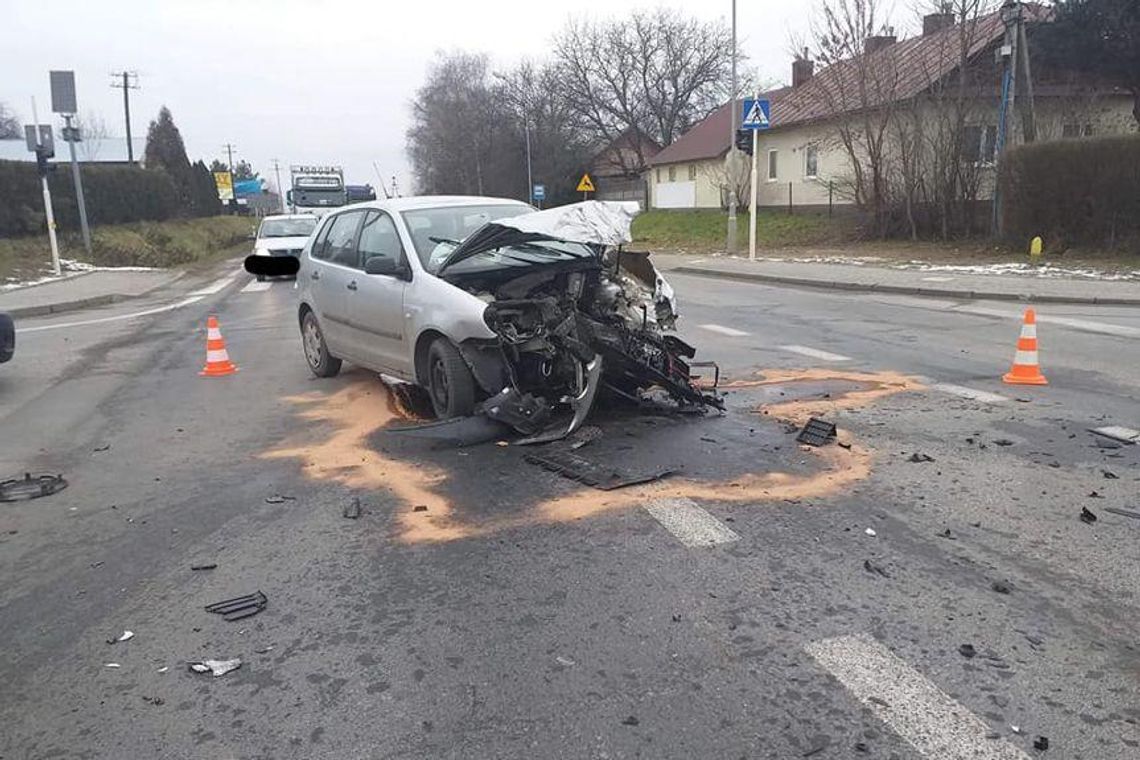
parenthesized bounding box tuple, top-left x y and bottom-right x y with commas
(687, 164, 697, 180)
(961, 125, 997, 164)
(1062, 123, 1094, 138)
(668, 166, 676, 181)
(805, 145, 819, 178)
(656, 168, 661, 182)
(767, 150, 779, 181)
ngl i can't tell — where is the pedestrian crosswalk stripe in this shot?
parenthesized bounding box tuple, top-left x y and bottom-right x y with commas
(779, 344, 851, 362)
(699, 323, 750, 337)
(240, 279, 274, 293)
(931, 383, 1009, 404)
(644, 497, 740, 547)
(806, 634, 1030, 760)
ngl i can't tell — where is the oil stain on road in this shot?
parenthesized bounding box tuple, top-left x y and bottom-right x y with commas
(261, 368, 923, 544)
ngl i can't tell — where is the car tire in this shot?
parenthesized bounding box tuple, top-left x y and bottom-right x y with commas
(427, 338, 475, 419)
(301, 310, 341, 378)
(256, 274, 266, 282)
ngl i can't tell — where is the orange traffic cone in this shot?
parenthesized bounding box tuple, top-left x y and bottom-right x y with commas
(199, 315, 238, 377)
(1002, 308, 1047, 385)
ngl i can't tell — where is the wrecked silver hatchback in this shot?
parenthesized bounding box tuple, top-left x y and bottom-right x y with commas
(434, 201, 722, 443)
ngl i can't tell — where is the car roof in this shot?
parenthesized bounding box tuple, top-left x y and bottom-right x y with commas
(336, 195, 532, 214)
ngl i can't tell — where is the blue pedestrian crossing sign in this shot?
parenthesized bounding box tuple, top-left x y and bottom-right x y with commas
(532, 184, 546, 201)
(741, 98, 771, 130)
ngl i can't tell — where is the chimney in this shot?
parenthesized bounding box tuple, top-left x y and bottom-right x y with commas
(792, 48, 815, 88)
(864, 33, 897, 55)
(923, 11, 955, 36)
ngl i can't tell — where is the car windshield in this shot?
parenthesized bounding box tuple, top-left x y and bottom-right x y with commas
(258, 218, 317, 238)
(401, 203, 563, 273)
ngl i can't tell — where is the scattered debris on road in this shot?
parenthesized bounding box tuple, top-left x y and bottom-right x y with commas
(991, 580, 1012, 594)
(1034, 736, 1049, 751)
(104, 663, 121, 669)
(106, 630, 134, 644)
(1087, 490, 1103, 499)
(796, 418, 836, 447)
(412, 504, 428, 512)
(190, 563, 217, 571)
(1102, 470, 1118, 479)
(524, 450, 672, 491)
(863, 559, 890, 578)
(205, 591, 267, 621)
(92, 444, 111, 452)
(1104, 507, 1140, 521)
(1089, 427, 1138, 445)
(620, 715, 640, 726)
(265, 494, 296, 504)
(938, 528, 956, 540)
(189, 658, 242, 677)
(993, 439, 1015, 447)
(864, 527, 877, 537)
(908, 452, 935, 463)
(140, 695, 165, 706)
(1079, 507, 1098, 524)
(0, 473, 68, 502)
(343, 497, 362, 519)
(958, 644, 976, 658)
(555, 656, 576, 667)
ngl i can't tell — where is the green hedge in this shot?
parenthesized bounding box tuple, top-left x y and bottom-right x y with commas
(999, 135, 1140, 249)
(0, 160, 181, 238)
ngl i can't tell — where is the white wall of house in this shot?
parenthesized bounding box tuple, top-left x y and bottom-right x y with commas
(647, 158, 725, 209)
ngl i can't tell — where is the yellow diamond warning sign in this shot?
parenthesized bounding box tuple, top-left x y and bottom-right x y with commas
(576, 173, 596, 193)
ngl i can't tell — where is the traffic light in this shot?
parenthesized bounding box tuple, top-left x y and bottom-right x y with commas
(35, 148, 50, 178)
(734, 129, 754, 156)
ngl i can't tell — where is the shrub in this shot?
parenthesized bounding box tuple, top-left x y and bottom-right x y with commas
(999, 135, 1140, 250)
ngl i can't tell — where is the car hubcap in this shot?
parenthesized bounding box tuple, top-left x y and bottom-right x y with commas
(431, 359, 449, 410)
(303, 320, 322, 368)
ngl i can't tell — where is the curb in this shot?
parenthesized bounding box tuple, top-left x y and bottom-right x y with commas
(671, 266, 1140, 306)
(2, 271, 187, 320)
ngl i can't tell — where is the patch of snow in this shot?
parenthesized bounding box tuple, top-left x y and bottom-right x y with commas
(60, 259, 158, 273)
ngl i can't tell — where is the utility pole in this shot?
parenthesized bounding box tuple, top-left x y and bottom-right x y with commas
(222, 143, 236, 172)
(993, 1, 1022, 235)
(109, 71, 139, 163)
(524, 117, 534, 205)
(726, 0, 738, 255)
(271, 158, 285, 212)
(1017, 14, 1037, 143)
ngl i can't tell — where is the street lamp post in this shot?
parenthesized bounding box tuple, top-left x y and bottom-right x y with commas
(726, 0, 738, 254)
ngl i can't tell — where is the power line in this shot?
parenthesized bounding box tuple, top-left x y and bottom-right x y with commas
(109, 71, 139, 163)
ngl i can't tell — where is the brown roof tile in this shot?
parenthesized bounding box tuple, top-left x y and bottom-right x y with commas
(649, 88, 792, 166)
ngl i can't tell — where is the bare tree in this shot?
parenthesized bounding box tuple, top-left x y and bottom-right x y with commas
(73, 110, 112, 160)
(0, 102, 20, 139)
(552, 9, 733, 172)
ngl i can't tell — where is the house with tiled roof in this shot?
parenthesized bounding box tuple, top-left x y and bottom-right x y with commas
(647, 4, 1136, 211)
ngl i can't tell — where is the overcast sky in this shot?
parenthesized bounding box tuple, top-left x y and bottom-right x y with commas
(1, 0, 911, 195)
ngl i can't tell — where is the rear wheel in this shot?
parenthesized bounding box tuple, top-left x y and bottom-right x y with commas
(301, 310, 341, 378)
(427, 338, 475, 419)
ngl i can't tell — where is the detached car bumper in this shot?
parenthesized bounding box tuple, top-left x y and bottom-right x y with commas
(0, 312, 14, 364)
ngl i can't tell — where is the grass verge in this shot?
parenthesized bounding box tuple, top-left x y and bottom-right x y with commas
(0, 216, 254, 284)
(631, 209, 849, 252)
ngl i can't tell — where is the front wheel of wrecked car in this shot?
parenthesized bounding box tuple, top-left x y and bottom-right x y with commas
(427, 338, 476, 419)
(301, 310, 342, 378)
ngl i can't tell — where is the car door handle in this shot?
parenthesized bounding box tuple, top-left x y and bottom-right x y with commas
(346, 280, 358, 291)
(311, 270, 321, 281)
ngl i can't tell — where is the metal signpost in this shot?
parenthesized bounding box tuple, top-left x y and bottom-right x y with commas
(26, 99, 61, 276)
(740, 96, 770, 261)
(532, 183, 546, 209)
(51, 70, 92, 256)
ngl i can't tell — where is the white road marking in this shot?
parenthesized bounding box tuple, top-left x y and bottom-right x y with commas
(190, 274, 238, 296)
(644, 497, 740, 547)
(956, 305, 1140, 339)
(1091, 426, 1140, 443)
(779, 344, 852, 362)
(240, 279, 274, 293)
(16, 296, 204, 334)
(921, 276, 955, 282)
(699, 323, 750, 337)
(806, 634, 1030, 760)
(931, 383, 1009, 404)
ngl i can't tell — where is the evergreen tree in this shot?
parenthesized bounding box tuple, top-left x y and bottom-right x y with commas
(143, 106, 195, 212)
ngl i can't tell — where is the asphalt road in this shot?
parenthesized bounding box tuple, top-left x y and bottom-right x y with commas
(2, 262, 1138, 759)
